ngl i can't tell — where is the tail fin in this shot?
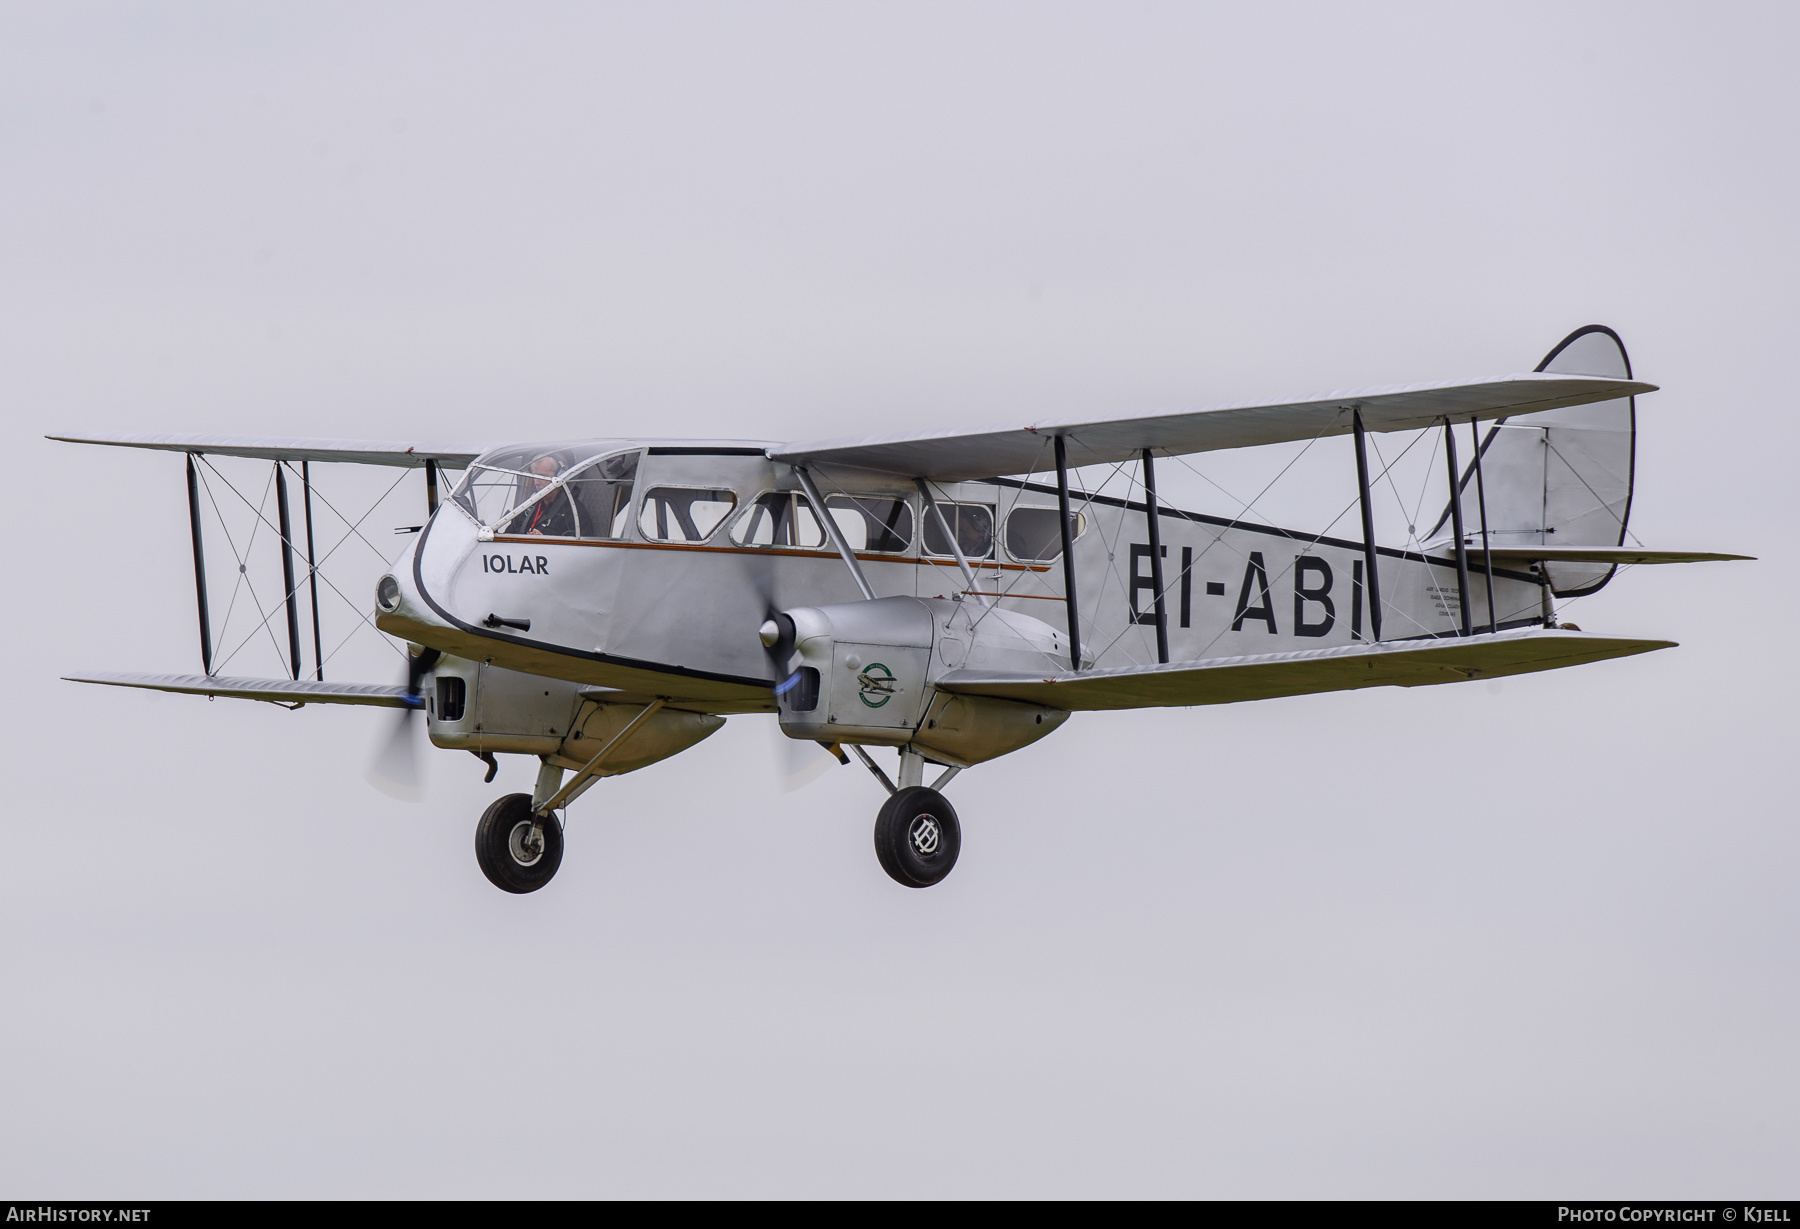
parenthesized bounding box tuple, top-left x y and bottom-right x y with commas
(1434, 325, 1637, 596)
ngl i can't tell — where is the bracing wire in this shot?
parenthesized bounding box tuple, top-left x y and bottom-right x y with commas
(197, 457, 414, 673)
(206, 460, 418, 674)
(195, 463, 292, 674)
(1176, 425, 1436, 663)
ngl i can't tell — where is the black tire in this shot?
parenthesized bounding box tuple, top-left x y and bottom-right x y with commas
(874, 786, 961, 888)
(475, 793, 564, 894)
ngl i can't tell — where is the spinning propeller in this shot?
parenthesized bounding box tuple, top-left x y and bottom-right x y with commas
(758, 610, 838, 792)
(365, 646, 439, 801)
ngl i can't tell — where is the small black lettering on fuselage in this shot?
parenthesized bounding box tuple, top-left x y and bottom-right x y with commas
(483, 554, 550, 575)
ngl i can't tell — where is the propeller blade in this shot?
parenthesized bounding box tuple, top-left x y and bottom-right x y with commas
(743, 560, 831, 791)
(770, 721, 836, 793)
(366, 709, 424, 802)
(365, 646, 438, 803)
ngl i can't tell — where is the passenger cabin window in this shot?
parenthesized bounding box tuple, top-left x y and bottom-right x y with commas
(824, 495, 913, 553)
(922, 502, 995, 560)
(638, 487, 737, 543)
(1004, 507, 1086, 562)
(730, 493, 825, 549)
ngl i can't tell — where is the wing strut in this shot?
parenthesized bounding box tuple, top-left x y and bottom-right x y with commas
(536, 699, 666, 815)
(1470, 418, 1498, 634)
(301, 461, 324, 680)
(425, 459, 439, 515)
(1055, 435, 1082, 671)
(848, 743, 897, 795)
(1141, 448, 1169, 664)
(184, 454, 214, 676)
(274, 463, 303, 679)
(1351, 411, 1383, 642)
(915, 479, 990, 608)
(1441, 418, 1473, 637)
(793, 466, 876, 601)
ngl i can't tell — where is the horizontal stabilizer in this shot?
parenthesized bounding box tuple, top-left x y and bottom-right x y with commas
(47, 432, 489, 468)
(1466, 547, 1753, 565)
(772, 373, 1654, 482)
(936, 628, 1674, 712)
(66, 672, 414, 708)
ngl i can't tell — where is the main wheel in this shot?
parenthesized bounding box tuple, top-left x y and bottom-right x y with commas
(874, 786, 961, 888)
(475, 793, 564, 894)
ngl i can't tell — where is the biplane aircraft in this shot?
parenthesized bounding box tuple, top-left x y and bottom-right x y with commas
(54, 326, 1747, 892)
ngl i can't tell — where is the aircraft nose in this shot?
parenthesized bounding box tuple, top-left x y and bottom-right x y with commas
(373, 554, 448, 643)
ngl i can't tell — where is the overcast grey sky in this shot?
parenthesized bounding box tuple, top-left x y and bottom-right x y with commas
(2, 1, 1794, 1198)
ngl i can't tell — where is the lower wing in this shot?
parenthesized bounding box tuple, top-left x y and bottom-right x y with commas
(66, 672, 414, 708)
(937, 628, 1674, 712)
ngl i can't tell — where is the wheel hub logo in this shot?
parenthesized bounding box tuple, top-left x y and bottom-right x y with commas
(909, 815, 940, 855)
(857, 662, 897, 708)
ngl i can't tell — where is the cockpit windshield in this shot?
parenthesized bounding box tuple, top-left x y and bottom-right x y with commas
(451, 444, 638, 540)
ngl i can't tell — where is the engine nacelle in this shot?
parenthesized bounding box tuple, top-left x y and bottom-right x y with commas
(426, 658, 578, 756)
(550, 698, 722, 777)
(911, 691, 1068, 767)
(426, 656, 721, 773)
(775, 596, 1070, 763)
(776, 597, 935, 746)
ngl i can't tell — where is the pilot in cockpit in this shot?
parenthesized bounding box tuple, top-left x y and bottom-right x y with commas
(513, 452, 577, 537)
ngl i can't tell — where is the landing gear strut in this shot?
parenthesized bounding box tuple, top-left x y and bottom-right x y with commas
(874, 786, 961, 888)
(475, 793, 564, 893)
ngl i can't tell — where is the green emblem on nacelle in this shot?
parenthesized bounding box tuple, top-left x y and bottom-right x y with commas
(856, 662, 897, 708)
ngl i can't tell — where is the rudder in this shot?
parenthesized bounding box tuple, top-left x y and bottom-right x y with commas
(1435, 325, 1636, 596)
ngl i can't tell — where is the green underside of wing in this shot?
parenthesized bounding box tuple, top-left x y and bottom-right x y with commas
(937, 629, 1675, 712)
(66, 672, 415, 708)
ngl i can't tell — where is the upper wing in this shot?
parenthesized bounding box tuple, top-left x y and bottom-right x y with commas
(66, 672, 414, 707)
(936, 628, 1673, 712)
(771, 373, 1654, 482)
(47, 432, 491, 468)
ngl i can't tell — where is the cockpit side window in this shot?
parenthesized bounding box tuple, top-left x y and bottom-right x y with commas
(453, 449, 539, 526)
(500, 449, 580, 537)
(565, 452, 638, 540)
(729, 492, 825, 549)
